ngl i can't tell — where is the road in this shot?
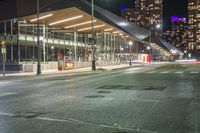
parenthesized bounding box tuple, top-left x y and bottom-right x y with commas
(0, 64, 199, 133)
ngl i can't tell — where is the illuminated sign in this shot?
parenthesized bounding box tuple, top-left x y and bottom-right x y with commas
(121, 6, 127, 11)
(171, 16, 186, 22)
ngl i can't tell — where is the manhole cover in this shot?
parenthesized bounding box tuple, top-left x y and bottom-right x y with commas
(96, 85, 166, 91)
(85, 95, 105, 98)
(97, 91, 111, 94)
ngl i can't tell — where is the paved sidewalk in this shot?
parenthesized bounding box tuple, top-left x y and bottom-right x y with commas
(0, 63, 143, 77)
(0, 62, 172, 77)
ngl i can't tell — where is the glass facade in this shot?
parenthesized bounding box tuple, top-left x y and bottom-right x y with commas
(0, 20, 144, 64)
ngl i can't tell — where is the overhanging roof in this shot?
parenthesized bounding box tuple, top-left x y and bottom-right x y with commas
(5, 0, 149, 41)
(144, 35, 184, 55)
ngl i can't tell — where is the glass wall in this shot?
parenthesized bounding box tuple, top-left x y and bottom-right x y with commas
(1, 21, 140, 64)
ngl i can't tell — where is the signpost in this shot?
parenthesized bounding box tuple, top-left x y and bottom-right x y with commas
(0, 40, 6, 76)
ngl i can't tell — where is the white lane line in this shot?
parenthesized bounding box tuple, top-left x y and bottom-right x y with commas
(190, 71, 199, 74)
(0, 81, 11, 84)
(0, 111, 156, 133)
(37, 117, 155, 133)
(125, 68, 142, 74)
(37, 117, 69, 122)
(160, 71, 170, 74)
(0, 93, 17, 97)
(174, 71, 184, 74)
(146, 71, 156, 74)
(0, 112, 16, 117)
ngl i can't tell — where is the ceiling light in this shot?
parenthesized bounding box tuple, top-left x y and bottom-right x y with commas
(64, 20, 97, 29)
(49, 15, 83, 26)
(104, 28, 113, 32)
(113, 31, 120, 34)
(77, 24, 105, 32)
(30, 14, 53, 22)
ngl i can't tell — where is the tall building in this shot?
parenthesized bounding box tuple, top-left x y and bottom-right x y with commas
(163, 16, 187, 54)
(121, 0, 163, 35)
(188, 0, 200, 58)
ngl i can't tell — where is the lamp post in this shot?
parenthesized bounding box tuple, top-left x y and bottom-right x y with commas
(128, 41, 133, 66)
(37, 0, 41, 75)
(91, 0, 96, 71)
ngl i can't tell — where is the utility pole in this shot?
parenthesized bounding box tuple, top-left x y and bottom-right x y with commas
(91, 0, 96, 71)
(37, 0, 41, 75)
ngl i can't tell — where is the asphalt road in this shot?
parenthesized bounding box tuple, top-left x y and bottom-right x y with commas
(0, 64, 199, 133)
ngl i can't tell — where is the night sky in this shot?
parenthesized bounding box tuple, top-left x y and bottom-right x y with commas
(92, 0, 188, 31)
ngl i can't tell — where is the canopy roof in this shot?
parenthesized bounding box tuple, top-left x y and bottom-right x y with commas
(16, 0, 149, 40)
(143, 35, 184, 55)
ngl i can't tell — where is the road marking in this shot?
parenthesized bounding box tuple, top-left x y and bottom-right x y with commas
(160, 71, 169, 74)
(125, 68, 142, 74)
(0, 111, 156, 133)
(174, 71, 184, 74)
(0, 81, 11, 84)
(146, 71, 156, 73)
(37, 117, 69, 122)
(190, 71, 199, 74)
(0, 112, 16, 117)
(0, 93, 17, 97)
(37, 117, 155, 133)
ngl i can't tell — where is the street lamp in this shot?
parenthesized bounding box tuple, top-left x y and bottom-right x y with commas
(147, 46, 151, 51)
(37, 0, 41, 75)
(128, 41, 133, 66)
(91, 0, 96, 71)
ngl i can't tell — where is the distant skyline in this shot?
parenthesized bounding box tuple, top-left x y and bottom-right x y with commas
(91, 0, 187, 31)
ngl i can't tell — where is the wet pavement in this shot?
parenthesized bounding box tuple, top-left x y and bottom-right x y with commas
(0, 64, 199, 133)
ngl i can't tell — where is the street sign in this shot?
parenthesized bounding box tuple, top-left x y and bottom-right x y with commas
(1, 47, 6, 54)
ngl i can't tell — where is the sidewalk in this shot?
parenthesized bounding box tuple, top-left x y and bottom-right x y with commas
(0, 62, 171, 77)
(0, 63, 143, 77)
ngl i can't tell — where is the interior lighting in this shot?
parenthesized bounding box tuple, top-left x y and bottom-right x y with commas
(30, 14, 53, 22)
(64, 20, 97, 29)
(49, 15, 83, 26)
(77, 24, 105, 32)
(113, 31, 120, 34)
(104, 28, 113, 32)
